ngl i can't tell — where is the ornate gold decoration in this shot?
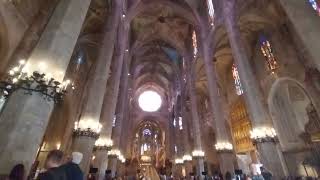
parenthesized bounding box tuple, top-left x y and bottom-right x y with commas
(230, 97, 254, 153)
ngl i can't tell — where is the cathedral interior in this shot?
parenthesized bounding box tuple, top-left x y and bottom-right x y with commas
(0, 0, 320, 179)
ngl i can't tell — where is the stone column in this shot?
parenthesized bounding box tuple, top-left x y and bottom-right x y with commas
(0, 0, 91, 174)
(221, 0, 286, 178)
(173, 105, 184, 177)
(72, 1, 124, 174)
(278, 0, 320, 71)
(109, 156, 119, 178)
(180, 65, 193, 175)
(169, 110, 176, 160)
(181, 98, 191, 157)
(173, 105, 182, 157)
(200, 28, 235, 174)
(181, 110, 193, 177)
(185, 55, 205, 178)
(110, 54, 130, 177)
(72, 133, 99, 174)
(94, 146, 110, 180)
(94, 4, 128, 179)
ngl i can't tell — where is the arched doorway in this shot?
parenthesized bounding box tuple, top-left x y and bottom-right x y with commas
(268, 78, 320, 176)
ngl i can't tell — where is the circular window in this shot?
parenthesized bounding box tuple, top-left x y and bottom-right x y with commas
(138, 91, 162, 112)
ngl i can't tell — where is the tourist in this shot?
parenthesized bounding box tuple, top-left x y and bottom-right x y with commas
(225, 171, 232, 180)
(37, 150, 67, 180)
(7, 164, 25, 180)
(105, 170, 112, 180)
(61, 152, 84, 180)
(260, 167, 272, 180)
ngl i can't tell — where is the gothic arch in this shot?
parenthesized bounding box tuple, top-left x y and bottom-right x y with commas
(268, 77, 316, 151)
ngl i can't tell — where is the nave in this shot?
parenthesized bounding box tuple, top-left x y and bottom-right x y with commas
(0, 0, 320, 179)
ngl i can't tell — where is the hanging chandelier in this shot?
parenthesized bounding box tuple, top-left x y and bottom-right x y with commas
(95, 137, 113, 150)
(73, 120, 102, 139)
(175, 158, 184, 164)
(182, 154, 192, 162)
(192, 150, 205, 158)
(215, 142, 233, 152)
(250, 126, 277, 144)
(0, 60, 73, 103)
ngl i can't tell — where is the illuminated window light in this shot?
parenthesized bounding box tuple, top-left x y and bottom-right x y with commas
(192, 31, 198, 57)
(232, 64, 244, 95)
(138, 91, 162, 112)
(206, 0, 215, 26)
(259, 35, 279, 73)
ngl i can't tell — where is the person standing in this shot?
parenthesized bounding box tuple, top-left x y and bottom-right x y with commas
(260, 167, 272, 180)
(105, 170, 112, 180)
(37, 150, 67, 180)
(61, 152, 84, 180)
(7, 164, 25, 180)
(225, 171, 232, 180)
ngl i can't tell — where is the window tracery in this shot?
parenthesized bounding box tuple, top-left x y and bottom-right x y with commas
(259, 35, 279, 73)
(232, 64, 244, 95)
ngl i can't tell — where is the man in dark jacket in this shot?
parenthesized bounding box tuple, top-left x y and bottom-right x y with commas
(37, 150, 67, 180)
(61, 152, 84, 180)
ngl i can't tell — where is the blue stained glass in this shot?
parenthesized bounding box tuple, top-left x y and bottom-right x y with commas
(143, 129, 152, 136)
(308, 0, 320, 15)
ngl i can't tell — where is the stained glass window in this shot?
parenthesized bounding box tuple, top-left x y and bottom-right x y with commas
(112, 115, 116, 127)
(259, 35, 278, 73)
(178, 117, 183, 130)
(192, 31, 198, 57)
(206, 0, 215, 26)
(309, 0, 320, 15)
(232, 64, 244, 95)
(143, 129, 152, 136)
